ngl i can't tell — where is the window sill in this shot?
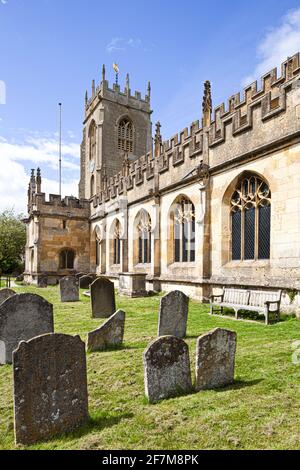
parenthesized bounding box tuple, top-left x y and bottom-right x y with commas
(224, 259, 270, 268)
(169, 262, 197, 268)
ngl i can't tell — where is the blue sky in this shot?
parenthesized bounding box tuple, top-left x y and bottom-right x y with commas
(1, 0, 300, 213)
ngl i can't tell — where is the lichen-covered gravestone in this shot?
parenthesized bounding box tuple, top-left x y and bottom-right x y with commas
(0, 288, 16, 305)
(79, 275, 94, 289)
(143, 335, 192, 403)
(87, 309, 125, 352)
(60, 276, 79, 302)
(13, 333, 89, 445)
(0, 293, 54, 364)
(91, 277, 116, 318)
(158, 290, 189, 338)
(195, 328, 237, 391)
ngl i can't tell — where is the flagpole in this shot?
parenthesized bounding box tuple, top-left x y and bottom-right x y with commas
(59, 102, 62, 196)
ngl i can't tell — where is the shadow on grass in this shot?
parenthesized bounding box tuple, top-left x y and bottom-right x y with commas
(213, 378, 263, 392)
(29, 411, 134, 447)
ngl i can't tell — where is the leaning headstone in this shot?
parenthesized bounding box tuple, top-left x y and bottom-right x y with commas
(0, 288, 16, 305)
(60, 276, 79, 302)
(91, 277, 116, 318)
(13, 333, 88, 445)
(37, 275, 48, 288)
(79, 275, 94, 289)
(0, 293, 54, 364)
(87, 310, 125, 352)
(195, 328, 237, 391)
(158, 290, 189, 338)
(143, 335, 192, 403)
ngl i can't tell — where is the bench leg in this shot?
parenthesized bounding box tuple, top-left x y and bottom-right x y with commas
(235, 309, 238, 320)
(265, 309, 269, 325)
(210, 304, 213, 315)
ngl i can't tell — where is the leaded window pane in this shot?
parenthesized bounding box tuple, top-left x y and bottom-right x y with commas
(258, 204, 271, 259)
(244, 206, 255, 260)
(232, 210, 241, 260)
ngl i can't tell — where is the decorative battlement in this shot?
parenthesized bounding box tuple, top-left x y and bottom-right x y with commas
(27, 169, 90, 217)
(88, 53, 300, 209)
(209, 53, 300, 146)
(84, 65, 151, 121)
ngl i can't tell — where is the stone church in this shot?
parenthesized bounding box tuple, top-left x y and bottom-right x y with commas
(24, 53, 300, 311)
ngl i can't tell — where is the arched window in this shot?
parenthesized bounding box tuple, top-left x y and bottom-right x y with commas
(90, 175, 95, 197)
(113, 220, 121, 265)
(137, 211, 151, 264)
(59, 249, 75, 269)
(231, 175, 271, 261)
(118, 118, 133, 153)
(89, 121, 96, 161)
(173, 197, 195, 263)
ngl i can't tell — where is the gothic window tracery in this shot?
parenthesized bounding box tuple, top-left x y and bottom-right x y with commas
(231, 175, 271, 261)
(173, 197, 195, 263)
(137, 211, 151, 264)
(113, 220, 122, 265)
(118, 118, 133, 153)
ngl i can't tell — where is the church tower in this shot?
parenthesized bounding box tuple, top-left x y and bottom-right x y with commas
(79, 65, 152, 199)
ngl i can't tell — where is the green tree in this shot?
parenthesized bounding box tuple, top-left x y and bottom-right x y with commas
(0, 210, 26, 275)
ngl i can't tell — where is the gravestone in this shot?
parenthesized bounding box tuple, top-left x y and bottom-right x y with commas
(0, 293, 54, 364)
(79, 275, 94, 289)
(13, 333, 89, 445)
(195, 328, 237, 391)
(37, 275, 48, 288)
(90, 277, 116, 318)
(60, 276, 79, 302)
(75, 272, 86, 280)
(0, 288, 16, 305)
(143, 335, 192, 403)
(158, 290, 189, 338)
(87, 309, 125, 352)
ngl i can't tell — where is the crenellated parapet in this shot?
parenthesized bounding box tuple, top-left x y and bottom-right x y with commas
(209, 53, 300, 147)
(84, 66, 151, 123)
(88, 53, 300, 211)
(27, 169, 90, 220)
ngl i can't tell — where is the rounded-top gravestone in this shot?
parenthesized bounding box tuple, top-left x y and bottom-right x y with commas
(0, 293, 54, 364)
(79, 275, 94, 289)
(158, 290, 189, 338)
(195, 328, 237, 391)
(0, 288, 16, 305)
(90, 277, 116, 318)
(60, 276, 79, 302)
(143, 335, 192, 403)
(13, 333, 89, 445)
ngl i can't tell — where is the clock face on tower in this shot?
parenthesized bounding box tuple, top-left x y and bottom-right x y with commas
(89, 160, 95, 173)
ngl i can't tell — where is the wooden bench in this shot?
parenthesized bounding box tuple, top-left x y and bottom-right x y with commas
(210, 288, 282, 325)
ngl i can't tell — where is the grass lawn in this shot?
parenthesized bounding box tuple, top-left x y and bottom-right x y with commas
(0, 284, 300, 450)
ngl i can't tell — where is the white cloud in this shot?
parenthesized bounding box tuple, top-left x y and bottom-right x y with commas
(243, 7, 300, 86)
(0, 131, 80, 214)
(106, 37, 144, 54)
(0, 135, 80, 171)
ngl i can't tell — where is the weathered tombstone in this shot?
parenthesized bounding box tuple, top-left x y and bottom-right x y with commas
(158, 290, 189, 338)
(13, 333, 89, 445)
(75, 272, 86, 280)
(90, 277, 116, 318)
(87, 309, 125, 352)
(0, 293, 54, 364)
(79, 275, 94, 289)
(37, 275, 48, 288)
(143, 335, 192, 403)
(60, 276, 79, 302)
(195, 328, 237, 391)
(0, 288, 16, 305)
